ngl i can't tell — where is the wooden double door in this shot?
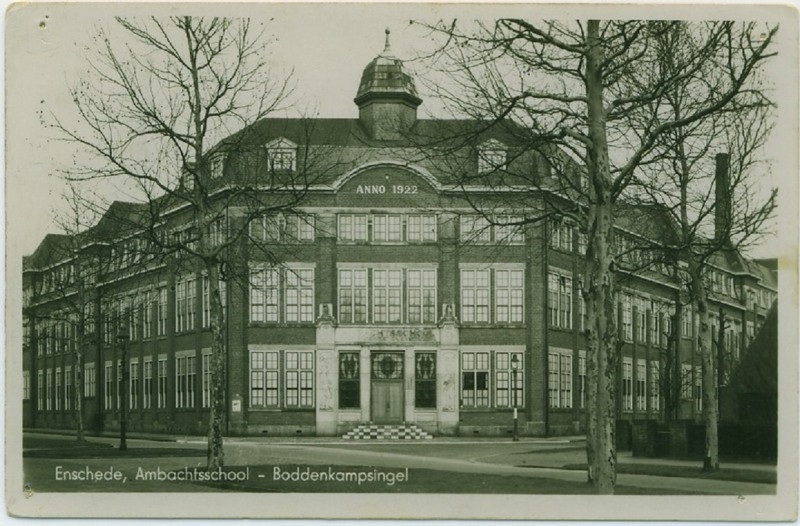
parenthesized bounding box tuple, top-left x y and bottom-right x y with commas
(370, 352, 404, 423)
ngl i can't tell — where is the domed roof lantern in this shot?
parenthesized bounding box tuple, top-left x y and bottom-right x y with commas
(355, 28, 422, 140)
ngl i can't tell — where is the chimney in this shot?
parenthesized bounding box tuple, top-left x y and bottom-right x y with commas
(714, 152, 731, 243)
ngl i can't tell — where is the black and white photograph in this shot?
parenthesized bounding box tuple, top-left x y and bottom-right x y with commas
(4, 2, 798, 520)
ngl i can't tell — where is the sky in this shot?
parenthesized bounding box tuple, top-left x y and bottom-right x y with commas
(5, 3, 796, 262)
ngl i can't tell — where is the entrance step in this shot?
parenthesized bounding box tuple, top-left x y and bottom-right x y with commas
(342, 424, 433, 440)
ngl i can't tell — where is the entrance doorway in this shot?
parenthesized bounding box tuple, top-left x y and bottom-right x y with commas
(370, 352, 404, 423)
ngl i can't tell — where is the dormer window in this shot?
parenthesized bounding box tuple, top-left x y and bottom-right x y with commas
(477, 139, 507, 174)
(265, 138, 297, 172)
(210, 155, 225, 180)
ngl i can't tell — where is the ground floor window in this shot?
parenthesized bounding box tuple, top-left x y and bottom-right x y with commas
(157, 357, 167, 408)
(415, 352, 436, 408)
(65, 366, 72, 411)
(130, 360, 139, 410)
(578, 351, 586, 409)
(249, 349, 315, 409)
(143, 358, 153, 409)
(202, 352, 212, 408)
(84, 363, 95, 398)
(461, 352, 489, 407)
(55, 368, 62, 411)
(636, 360, 647, 411)
(250, 351, 279, 408)
(694, 366, 703, 412)
(175, 352, 196, 409)
(23, 371, 30, 400)
(548, 351, 572, 409)
(37, 371, 43, 410)
(104, 362, 113, 410)
(650, 361, 660, 411)
(339, 352, 360, 409)
(495, 352, 524, 408)
(285, 351, 314, 407)
(460, 350, 525, 409)
(622, 359, 633, 412)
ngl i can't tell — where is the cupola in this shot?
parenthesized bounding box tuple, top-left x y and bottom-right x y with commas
(354, 28, 422, 140)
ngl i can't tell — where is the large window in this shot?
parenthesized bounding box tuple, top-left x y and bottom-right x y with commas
(157, 357, 167, 409)
(37, 371, 43, 410)
(635, 297, 647, 343)
(84, 363, 95, 398)
(175, 353, 196, 409)
(23, 371, 30, 400)
(495, 352, 523, 408)
(495, 269, 524, 323)
(681, 305, 693, 338)
(621, 294, 633, 342)
(548, 271, 572, 329)
(461, 352, 489, 408)
(250, 267, 313, 324)
(650, 361, 660, 411)
(373, 269, 402, 323)
(636, 360, 646, 411)
(548, 351, 572, 409)
(338, 213, 437, 244)
(104, 362, 113, 410)
(338, 352, 360, 409)
(157, 287, 167, 336)
(460, 215, 524, 244)
(251, 214, 314, 243)
(407, 215, 437, 242)
(175, 277, 196, 333)
(130, 360, 139, 410)
(143, 290, 153, 339)
(338, 214, 368, 242)
(338, 269, 368, 324)
(407, 270, 437, 324)
(694, 366, 703, 412)
(285, 351, 314, 407)
(373, 214, 403, 242)
(622, 359, 633, 411)
(549, 221, 573, 252)
(461, 269, 490, 323)
(415, 352, 437, 408)
(55, 368, 62, 411)
(202, 352, 212, 408)
(578, 351, 586, 409)
(143, 358, 153, 409)
(250, 350, 314, 409)
(681, 364, 693, 400)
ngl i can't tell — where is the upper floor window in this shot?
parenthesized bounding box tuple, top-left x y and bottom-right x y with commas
(210, 154, 225, 179)
(337, 267, 437, 325)
(265, 137, 297, 172)
(460, 215, 524, 245)
(461, 266, 524, 324)
(250, 265, 315, 324)
(337, 214, 437, 244)
(477, 139, 507, 174)
(549, 221, 574, 252)
(251, 214, 315, 244)
(175, 276, 196, 333)
(548, 270, 572, 329)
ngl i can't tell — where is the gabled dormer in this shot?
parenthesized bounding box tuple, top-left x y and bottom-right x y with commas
(477, 139, 507, 174)
(264, 137, 297, 172)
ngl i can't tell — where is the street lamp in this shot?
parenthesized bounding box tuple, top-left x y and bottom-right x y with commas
(511, 354, 520, 442)
(117, 324, 130, 452)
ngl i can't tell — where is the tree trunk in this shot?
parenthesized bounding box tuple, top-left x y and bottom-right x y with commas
(691, 265, 719, 471)
(206, 261, 226, 469)
(584, 20, 618, 494)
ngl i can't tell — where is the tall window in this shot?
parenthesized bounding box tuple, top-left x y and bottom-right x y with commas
(23, 371, 30, 400)
(104, 362, 113, 410)
(461, 269, 490, 323)
(373, 214, 403, 242)
(496, 269, 524, 323)
(175, 277, 196, 333)
(285, 351, 314, 407)
(650, 361, 660, 411)
(143, 358, 153, 409)
(694, 366, 703, 412)
(622, 359, 633, 411)
(649, 300, 658, 345)
(407, 269, 437, 324)
(548, 271, 572, 329)
(635, 297, 647, 343)
(415, 352, 437, 408)
(495, 352, 524, 408)
(64, 366, 72, 410)
(338, 269, 368, 324)
(373, 269, 402, 323)
(84, 363, 95, 398)
(37, 371, 43, 410)
(157, 287, 167, 336)
(285, 269, 314, 323)
(175, 353, 196, 409)
(636, 360, 647, 411)
(549, 221, 573, 251)
(130, 360, 139, 410)
(55, 368, 62, 410)
(461, 352, 490, 407)
(548, 352, 572, 408)
(621, 294, 633, 341)
(682, 305, 693, 337)
(578, 351, 586, 409)
(157, 357, 167, 409)
(202, 352, 212, 408)
(143, 290, 153, 339)
(250, 267, 280, 323)
(339, 352, 360, 409)
(250, 351, 279, 407)
(681, 364, 693, 399)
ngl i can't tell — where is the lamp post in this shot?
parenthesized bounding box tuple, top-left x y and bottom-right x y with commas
(511, 354, 520, 442)
(117, 324, 130, 451)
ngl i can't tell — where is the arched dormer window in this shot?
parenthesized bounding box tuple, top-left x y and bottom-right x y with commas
(477, 139, 507, 174)
(265, 137, 297, 172)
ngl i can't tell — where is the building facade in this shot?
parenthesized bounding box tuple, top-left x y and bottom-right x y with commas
(22, 38, 778, 438)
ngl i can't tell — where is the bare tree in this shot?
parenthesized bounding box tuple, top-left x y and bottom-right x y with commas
(50, 16, 338, 468)
(625, 22, 776, 471)
(417, 19, 776, 493)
